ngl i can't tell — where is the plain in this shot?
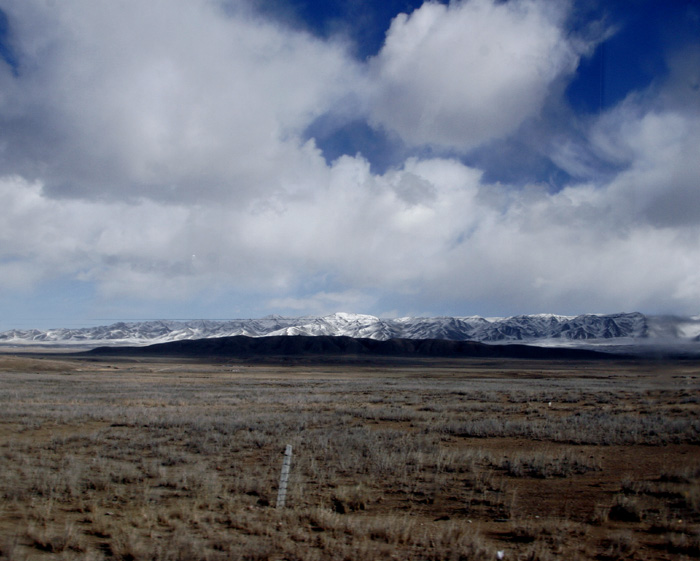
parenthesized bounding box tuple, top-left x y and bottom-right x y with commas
(0, 353, 698, 560)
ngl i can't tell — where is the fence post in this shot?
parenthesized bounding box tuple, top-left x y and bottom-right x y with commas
(276, 444, 293, 508)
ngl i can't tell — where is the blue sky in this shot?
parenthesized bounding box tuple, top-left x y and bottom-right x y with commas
(0, 0, 699, 330)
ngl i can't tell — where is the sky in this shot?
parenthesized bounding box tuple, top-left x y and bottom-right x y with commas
(0, 0, 699, 330)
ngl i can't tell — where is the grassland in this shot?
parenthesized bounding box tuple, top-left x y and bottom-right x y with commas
(0, 353, 698, 560)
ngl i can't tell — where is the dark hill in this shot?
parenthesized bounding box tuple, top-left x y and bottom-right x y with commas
(86, 335, 622, 360)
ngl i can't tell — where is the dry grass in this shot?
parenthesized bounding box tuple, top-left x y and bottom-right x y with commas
(0, 354, 698, 560)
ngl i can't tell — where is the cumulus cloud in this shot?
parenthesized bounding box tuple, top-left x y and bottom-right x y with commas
(599, 110, 700, 228)
(4, 126, 700, 317)
(367, 0, 582, 150)
(0, 0, 356, 203)
(0, 0, 699, 323)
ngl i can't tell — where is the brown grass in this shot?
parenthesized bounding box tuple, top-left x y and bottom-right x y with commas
(0, 354, 698, 560)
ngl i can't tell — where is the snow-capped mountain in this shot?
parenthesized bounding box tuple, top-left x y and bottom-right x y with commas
(2, 312, 700, 349)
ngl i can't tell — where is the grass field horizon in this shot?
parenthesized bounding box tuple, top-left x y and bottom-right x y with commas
(0, 352, 698, 560)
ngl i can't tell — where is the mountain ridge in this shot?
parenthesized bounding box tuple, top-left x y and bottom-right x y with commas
(2, 312, 700, 349)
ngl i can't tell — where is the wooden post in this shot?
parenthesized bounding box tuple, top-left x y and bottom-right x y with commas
(276, 444, 293, 508)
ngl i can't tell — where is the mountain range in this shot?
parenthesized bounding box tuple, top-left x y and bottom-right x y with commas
(2, 312, 700, 352)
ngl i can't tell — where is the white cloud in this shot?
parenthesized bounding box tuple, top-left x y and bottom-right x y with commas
(0, 0, 357, 203)
(367, 0, 581, 150)
(0, 0, 699, 321)
(593, 109, 700, 228)
(267, 290, 377, 316)
(4, 120, 700, 317)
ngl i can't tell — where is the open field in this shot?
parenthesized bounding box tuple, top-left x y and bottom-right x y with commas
(0, 353, 699, 560)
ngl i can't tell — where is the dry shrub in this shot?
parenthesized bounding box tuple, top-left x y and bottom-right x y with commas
(26, 521, 85, 554)
(684, 484, 700, 517)
(331, 484, 370, 513)
(504, 519, 539, 543)
(598, 531, 638, 561)
(608, 495, 644, 522)
(107, 526, 276, 561)
(591, 504, 610, 525)
(499, 449, 600, 478)
(661, 463, 700, 484)
(504, 519, 590, 560)
(440, 411, 700, 445)
(661, 530, 700, 557)
(418, 522, 489, 561)
(518, 542, 556, 561)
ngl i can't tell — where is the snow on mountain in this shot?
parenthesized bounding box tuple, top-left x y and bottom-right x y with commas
(1, 312, 699, 349)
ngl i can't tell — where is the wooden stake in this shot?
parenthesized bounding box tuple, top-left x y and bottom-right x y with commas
(276, 444, 293, 508)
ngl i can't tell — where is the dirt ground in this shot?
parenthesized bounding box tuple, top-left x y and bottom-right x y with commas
(0, 352, 698, 560)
